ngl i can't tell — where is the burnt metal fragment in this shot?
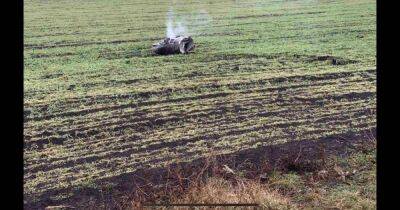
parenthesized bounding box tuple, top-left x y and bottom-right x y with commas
(151, 36, 195, 55)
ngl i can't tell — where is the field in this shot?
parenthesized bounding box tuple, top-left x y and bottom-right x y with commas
(24, 0, 376, 208)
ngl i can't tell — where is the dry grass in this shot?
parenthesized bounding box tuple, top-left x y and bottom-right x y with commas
(128, 138, 375, 210)
(170, 178, 295, 210)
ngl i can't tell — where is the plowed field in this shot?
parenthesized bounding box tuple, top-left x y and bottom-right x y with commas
(24, 0, 376, 207)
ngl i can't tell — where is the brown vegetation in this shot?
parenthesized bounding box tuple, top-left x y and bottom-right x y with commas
(125, 137, 375, 209)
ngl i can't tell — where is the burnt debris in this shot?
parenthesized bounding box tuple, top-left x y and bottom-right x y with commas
(152, 36, 195, 55)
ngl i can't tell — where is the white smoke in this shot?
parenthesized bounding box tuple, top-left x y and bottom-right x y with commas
(166, 4, 212, 38)
(166, 7, 187, 38)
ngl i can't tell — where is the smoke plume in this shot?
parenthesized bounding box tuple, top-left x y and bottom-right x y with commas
(165, 3, 212, 38)
(166, 7, 187, 38)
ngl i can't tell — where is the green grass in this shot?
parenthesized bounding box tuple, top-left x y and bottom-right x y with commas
(293, 145, 376, 209)
(24, 0, 376, 207)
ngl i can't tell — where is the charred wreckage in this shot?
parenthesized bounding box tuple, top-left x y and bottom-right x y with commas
(151, 36, 195, 55)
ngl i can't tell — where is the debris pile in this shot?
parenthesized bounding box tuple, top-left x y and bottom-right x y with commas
(152, 36, 195, 55)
